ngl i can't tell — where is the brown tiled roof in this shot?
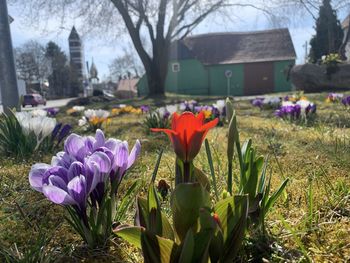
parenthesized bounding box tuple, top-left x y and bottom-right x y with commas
(170, 28, 296, 65)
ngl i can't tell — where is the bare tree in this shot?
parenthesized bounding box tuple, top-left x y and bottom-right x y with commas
(8, 0, 350, 96)
(14, 40, 51, 85)
(109, 47, 144, 81)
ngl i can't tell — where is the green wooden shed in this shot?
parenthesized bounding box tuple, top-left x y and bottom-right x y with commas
(138, 28, 296, 96)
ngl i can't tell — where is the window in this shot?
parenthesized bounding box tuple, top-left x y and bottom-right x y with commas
(172, 63, 180, 72)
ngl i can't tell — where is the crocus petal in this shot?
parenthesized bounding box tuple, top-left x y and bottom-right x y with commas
(64, 134, 86, 157)
(67, 161, 85, 181)
(115, 142, 129, 168)
(86, 151, 111, 174)
(127, 140, 141, 169)
(94, 129, 105, 150)
(67, 175, 87, 207)
(29, 163, 51, 192)
(48, 175, 68, 191)
(105, 138, 122, 153)
(43, 185, 76, 206)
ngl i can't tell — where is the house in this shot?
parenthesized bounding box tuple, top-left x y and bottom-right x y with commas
(138, 28, 296, 96)
(342, 14, 350, 61)
(116, 78, 139, 98)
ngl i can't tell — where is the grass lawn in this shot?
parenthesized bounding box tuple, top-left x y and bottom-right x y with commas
(1, 92, 349, 262)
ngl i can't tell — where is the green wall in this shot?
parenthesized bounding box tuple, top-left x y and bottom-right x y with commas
(273, 60, 295, 92)
(166, 59, 208, 95)
(207, 64, 244, 96)
(137, 59, 295, 96)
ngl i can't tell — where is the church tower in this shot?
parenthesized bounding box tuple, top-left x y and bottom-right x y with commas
(68, 26, 85, 95)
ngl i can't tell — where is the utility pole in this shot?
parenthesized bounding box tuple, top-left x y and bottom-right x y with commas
(0, 0, 20, 113)
(302, 41, 308, 63)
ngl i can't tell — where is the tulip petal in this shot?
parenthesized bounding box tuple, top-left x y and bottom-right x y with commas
(29, 163, 51, 192)
(43, 185, 76, 206)
(199, 117, 219, 132)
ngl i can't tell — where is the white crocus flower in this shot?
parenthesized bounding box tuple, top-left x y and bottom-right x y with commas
(296, 100, 311, 110)
(30, 117, 44, 138)
(73, 106, 85, 112)
(213, 100, 226, 114)
(78, 117, 87, 127)
(282, 101, 294, 107)
(157, 107, 167, 118)
(95, 109, 110, 118)
(31, 109, 47, 117)
(166, 105, 178, 115)
(41, 117, 57, 138)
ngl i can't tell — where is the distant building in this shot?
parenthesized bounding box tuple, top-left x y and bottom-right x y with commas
(138, 28, 296, 96)
(342, 14, 350, 61)
(68, 26, 85, 95)
(116, 78, 139, 98)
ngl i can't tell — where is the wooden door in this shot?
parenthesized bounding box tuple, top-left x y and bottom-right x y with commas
(244, 62, 274, 95)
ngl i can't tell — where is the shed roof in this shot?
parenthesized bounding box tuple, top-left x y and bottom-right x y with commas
(342, 14, 350, 29)
(169, 28, 296, 65)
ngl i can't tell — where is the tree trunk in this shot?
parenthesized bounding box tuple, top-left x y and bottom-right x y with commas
(146, 41, 169, 97)
(0, 0, 20, 113)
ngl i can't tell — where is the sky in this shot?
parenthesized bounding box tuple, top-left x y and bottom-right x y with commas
(7, 2, 349, 81)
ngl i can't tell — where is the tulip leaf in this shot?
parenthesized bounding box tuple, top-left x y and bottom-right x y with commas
(204, 139, 219, 200)
(141, 230, 176, 263)
(214, 195, 248, 260)
(178, 230, 194, 263)
(171, 183, 211, 242)
(147, 185, 163, 235)
(161, 212, 175, 241)
(225, 98, 234, 122)
(114, 225, 143, 249)
(151, 150, 163, 183)
(193, 167, 210, 192)
(135, 197, 149, 228)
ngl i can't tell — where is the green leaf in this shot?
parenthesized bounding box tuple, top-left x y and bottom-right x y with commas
(161, 212, 175, 241)
(225, 98, 234, 122)
(178, 230, 194, 263)
(171, 183, 211, 242)
(141, 230, 176, 263)
(147, 185, 163, 235)
(204, 139, 219, 200)
(214, 195, 248, 261)
(136, 197, 149, 228)
(114, 225, 143, 249)
(258, 156, 269, 194)
(265, 178, 289, 214)
(193, 167, 210, 192)
(152, 150, 163, 183)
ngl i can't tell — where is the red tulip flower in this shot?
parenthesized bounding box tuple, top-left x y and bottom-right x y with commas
(151, 112, 218, 162)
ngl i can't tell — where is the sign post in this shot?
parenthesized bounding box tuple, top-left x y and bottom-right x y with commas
(225, 70, 232, 97)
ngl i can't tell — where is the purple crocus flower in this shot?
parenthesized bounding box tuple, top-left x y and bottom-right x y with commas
(140, 105, 150, 113)
(57, 124, 72, 145)
(252, 98, 264, 108)
(29, 129, 141, 224)
(46, 107, 59, 116)
(342, 96, 350, 106)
